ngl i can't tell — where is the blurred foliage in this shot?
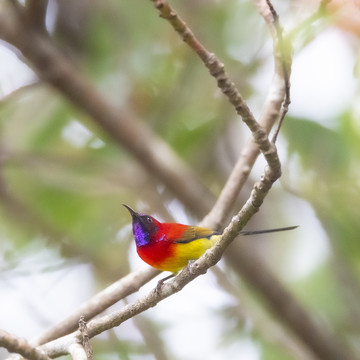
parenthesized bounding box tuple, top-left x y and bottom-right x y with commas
(283, 112, 360, 283)
(1, 0, 360, 359)
(282, 111, 360, 344)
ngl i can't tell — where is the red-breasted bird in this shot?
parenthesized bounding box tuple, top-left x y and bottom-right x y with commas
(123, 204, 298, 273)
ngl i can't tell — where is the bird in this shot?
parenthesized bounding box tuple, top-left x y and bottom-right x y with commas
(123, 204, 298, 273)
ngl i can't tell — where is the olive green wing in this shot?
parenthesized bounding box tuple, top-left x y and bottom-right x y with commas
(174, 226, 220, 244)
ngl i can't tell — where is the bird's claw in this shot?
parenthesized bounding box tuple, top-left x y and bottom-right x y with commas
(155, 279, 165, 295)
(154, 273, 176, 295)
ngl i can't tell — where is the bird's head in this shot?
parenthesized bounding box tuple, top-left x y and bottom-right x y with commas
(123, 204, 161, 247)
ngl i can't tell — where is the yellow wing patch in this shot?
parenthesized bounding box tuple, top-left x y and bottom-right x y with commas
(167, 229, 221, 272)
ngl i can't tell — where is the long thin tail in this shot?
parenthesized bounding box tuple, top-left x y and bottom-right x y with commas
(239, 225, 299, 236)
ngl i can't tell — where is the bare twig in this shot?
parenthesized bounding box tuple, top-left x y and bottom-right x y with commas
(201, 0, 290, 229)
(262, 0, 291, 143)
(0, 330, 51, 360)
(149, 0, 282, 236)
(79, 317, 93, 360)
(150, 0, 278, 169)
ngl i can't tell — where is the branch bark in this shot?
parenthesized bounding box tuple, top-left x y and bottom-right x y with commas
(32, 266, 159, 346)
(0, 330, 51, 360)
(201, 0, 291, 229)
(150, 0, 280, 169)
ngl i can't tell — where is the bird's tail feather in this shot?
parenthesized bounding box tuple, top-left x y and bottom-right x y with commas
(239, 225, 298, 236)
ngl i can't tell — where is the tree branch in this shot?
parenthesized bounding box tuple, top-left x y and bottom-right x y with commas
(34, 158, 353, 360)
(201, 0, 290, 229)
(32, 266, 159, 346)
(150, 0, 279, 168)
(35, 184, 287, 358)
(0, 330, 51, 360)
(78, 317, 93, 360)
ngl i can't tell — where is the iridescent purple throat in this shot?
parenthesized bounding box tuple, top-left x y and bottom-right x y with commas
(133, 222, 150, 247)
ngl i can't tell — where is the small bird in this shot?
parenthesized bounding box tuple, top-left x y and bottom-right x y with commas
(123, 204, 298, 273)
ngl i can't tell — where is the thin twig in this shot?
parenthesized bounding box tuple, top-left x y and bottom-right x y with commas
(201, 0, 290, 229)
(150, 0, 279, 169)
(79, 317, 93, 360)
(264, 0, 291, 144)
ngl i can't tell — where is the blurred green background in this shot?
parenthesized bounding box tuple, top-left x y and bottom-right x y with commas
(0, 0, 360, 359)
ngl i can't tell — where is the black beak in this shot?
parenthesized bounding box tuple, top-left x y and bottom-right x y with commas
(123, 204, 140, 219)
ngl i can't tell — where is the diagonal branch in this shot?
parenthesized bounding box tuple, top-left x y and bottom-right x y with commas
(0, 330, 51, 360)
(201, 0, 291, 229)
(34, 167, 355, 360)
(150, 0, 279, 170)
(34, 176, 287, 358)
(32, 266, 159, 346)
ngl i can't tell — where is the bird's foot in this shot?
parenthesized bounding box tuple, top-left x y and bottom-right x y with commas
(154, 273, 176, 295)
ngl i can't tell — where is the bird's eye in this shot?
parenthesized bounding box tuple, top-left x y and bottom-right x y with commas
(146, 217, 153, 223)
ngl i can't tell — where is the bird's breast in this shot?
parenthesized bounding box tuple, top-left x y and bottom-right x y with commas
(136, 234, 220, 273)
(137, 241, 176, 272)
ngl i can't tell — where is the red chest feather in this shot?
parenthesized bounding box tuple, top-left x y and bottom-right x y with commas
(137, 241, 175, 270)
